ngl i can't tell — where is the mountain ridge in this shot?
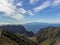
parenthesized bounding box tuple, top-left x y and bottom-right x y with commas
(23, 22, 60, 33)
(0, 25, 60, 45)
(0, 25, 35, 37)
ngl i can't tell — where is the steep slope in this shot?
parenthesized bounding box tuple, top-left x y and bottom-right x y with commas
(36, 26, 60, 45)
(0, 25, 34, 37)
(0, 29, 37, 45)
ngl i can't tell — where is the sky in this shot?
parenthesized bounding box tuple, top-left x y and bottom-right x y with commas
(0, 0, 60, 25)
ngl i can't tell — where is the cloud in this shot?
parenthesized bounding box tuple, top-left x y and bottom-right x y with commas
(33, 1, 51, 12)
(18, 8, 27, 14)
(30, 0, 39, 4)
(0, 0, 25, 20)
(51, 0, 60, 7)
(0, 0, 15, 15)
(1, 0, 60, 22)
(28, 10, 34, 16)
(33, 0, 60, 12)
(16, 1, 23, 6)
(8, 0, 14, 4)
(11, 13, 24, 20)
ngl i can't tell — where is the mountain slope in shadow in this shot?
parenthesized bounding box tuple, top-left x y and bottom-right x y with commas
(0, 25, 35, 37)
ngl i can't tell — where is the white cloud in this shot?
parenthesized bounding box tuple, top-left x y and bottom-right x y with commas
(16, 3, 22, 6)
(1, 0, 60, 21)
(33, 1, 51, 12)
(18, 8, 27, 14)
(30, 0, 39, 4)
(51, 0, 60, 7)
(11, 14, 24, 20)
(0, 0, 15, 15)
(16, 1, 23, 6)
(28, 10, 34, 16)
(33, 0, 60, 12)
(8, 0, 14, 4)
(0, 0, 25, 20)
